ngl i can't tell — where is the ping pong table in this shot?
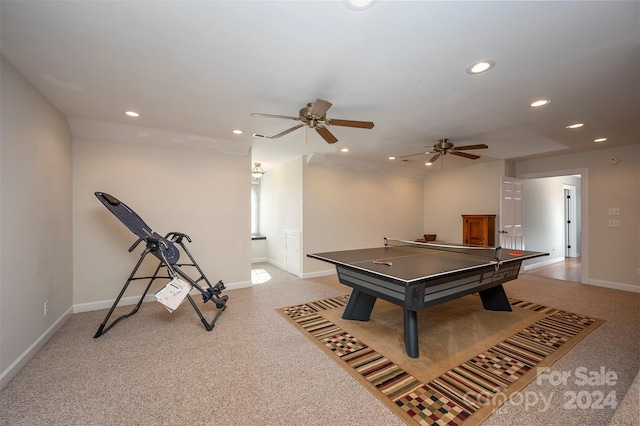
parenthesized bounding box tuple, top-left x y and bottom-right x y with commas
(307, 238, 547, 358)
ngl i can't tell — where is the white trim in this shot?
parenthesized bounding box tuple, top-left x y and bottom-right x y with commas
(266, 258, 286, 270)
(74, 294, 156, 313)
(301, 269, 337, 279)
(225, 280, 251, 290)
(517, 167, 589, 284)
(73, 280, 251, 313)
(587, 279, 640, 293)
(0, 307, 73, 390)
(523, 257, 565, 270)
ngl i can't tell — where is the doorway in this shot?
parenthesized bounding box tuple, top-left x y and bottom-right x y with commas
(515, 170, 587, 283)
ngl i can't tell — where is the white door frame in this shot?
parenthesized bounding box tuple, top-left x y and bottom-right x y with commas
(563, 184, 578, 258)
(518, 169, 589, 284)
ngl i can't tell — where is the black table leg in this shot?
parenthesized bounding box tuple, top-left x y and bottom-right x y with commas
(479, 284, 512, 311)
(342, 289, 377, 321)
(404, 309, 419, 358)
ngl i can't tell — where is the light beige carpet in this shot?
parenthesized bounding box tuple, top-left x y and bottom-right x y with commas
(278, 294, 603, 425)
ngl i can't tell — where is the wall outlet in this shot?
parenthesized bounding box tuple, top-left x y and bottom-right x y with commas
(608, 207, 620, 216)
(44, 300, 49, 316)
(608, 219, 620, 228)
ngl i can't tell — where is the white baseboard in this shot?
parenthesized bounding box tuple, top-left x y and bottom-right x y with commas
(225, 280, 251, 290)
(523, 257, 565, 271)
(74, 294, 157, 313)
(0, 306, 73, 391)
(265, 259, 286, 270)
(587, 279, 640, 293)
(251, 257, 267, 263)
(301, 269, 336, 279)
(74, 280, 250, 314)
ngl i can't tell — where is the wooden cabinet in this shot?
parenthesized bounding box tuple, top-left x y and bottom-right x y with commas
(462, 214, 496, 246)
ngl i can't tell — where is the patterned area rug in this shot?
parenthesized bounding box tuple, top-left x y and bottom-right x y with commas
(277, 295, 602, 425)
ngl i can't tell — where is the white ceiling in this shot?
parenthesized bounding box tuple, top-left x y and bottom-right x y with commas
(1, 1, 638, 178)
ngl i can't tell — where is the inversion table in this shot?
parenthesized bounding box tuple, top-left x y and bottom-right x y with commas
(93, 192, 228, 338)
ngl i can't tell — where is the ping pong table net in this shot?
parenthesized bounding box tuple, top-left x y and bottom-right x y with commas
(93, 192, 228, 338)
(384, 237, 502, 262)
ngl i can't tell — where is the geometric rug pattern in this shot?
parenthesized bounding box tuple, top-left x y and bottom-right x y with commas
(279, 296, 600, 425)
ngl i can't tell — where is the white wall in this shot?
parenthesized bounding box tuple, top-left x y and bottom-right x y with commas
(0, 56, 73, 388)
(423, 160, 506, 243)
(72, 135, 252, 309)
(258, 157, 303, 269)
(517, 144, 639, 290)
(251, 238, 267, 262)
(523, 175, 582, 262)
(303, 164, 424, 275)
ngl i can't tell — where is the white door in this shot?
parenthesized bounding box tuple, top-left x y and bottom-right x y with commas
(499, 177, 525, 250)
(285, 230, 301, 277)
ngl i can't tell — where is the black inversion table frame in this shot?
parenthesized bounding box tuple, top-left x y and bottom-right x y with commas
(93, 192, 228, 338)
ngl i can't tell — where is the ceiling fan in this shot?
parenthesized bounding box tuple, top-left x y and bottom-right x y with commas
(250, 98, 374, 144)
(399, 138, 488, 164)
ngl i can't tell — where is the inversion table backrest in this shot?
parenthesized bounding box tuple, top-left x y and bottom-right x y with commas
(95, 192, 179, 264)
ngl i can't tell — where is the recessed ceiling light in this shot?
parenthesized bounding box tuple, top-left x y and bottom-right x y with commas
(344, 0, 376, 10)
(388, 156, 396, 160)
(466, 60, 495, 74)
(566, 123, 584, 129)
(530, 99, 551, 107)
(341, 148, 350, 153)
(125, 111, 140, 117)
(425, 162, 433, 166)
(232, 129, 243, 134)
(594, 138, 608, 143)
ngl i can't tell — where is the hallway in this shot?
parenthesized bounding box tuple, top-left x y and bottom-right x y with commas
(525, 257, 581, 282)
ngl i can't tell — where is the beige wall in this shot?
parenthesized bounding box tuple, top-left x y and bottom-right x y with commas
(72, 136, 252, 309)
(516, 144, 639, 289)
(0, 56, 73, 388)
(423, 160, 506, 243)
(303, 164, 424, 275)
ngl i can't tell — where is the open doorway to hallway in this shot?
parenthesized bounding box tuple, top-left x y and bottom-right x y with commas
(525, 257, 582, 282)
(514, 171, 586, 283)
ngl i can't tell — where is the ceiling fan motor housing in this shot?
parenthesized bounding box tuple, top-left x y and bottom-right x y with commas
(300, 103, 326, 127)
(436, 138, 454, 152)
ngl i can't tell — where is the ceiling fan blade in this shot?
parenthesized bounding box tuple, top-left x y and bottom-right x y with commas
(315, 126, 339, 144)
(270, 124, 305, 138)
(310, 99, 332, 118)
(451, 151, 481, 160)
(398, 151, 431, 159)
(250, 112, 300, 121)
(454, 144, 488, 150)
(428, 153, 441, 164)
(327, 118, 375, 129)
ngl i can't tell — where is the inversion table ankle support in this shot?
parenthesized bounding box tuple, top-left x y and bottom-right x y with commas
(93, 192, 228, 338)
